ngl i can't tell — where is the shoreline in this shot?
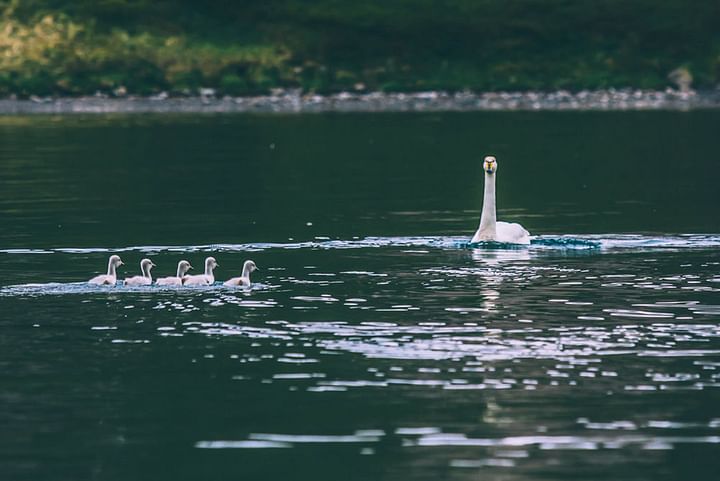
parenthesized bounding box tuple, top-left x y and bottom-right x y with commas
(1, 89, 719, 114)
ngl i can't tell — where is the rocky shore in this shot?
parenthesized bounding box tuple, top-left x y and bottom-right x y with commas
(1, 88, 718, 114)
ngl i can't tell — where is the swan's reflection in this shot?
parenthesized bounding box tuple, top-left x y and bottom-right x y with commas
(480, 287, 500, 312)
(470, 247, 532, 266)
(471, 247, 531, 312)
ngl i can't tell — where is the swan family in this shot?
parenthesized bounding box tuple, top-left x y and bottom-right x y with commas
(86, 155, 528, 286)
(89, 256, 259, 287)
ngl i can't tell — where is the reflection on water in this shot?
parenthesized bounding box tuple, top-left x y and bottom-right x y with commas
(5, 233, 720, 256)
(2, 237, 720, 479)
(1, 113, 719, 481)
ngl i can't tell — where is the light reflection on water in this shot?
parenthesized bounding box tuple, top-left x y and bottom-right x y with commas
(3, 233, 720, 256)
(2, 235, 719, 479)
(2, 113, 720, 480)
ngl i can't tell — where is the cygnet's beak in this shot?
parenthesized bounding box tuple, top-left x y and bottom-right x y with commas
(151, 262, 157, 267)
(189, 265, 194, 270)
(119, 261, 124, 266)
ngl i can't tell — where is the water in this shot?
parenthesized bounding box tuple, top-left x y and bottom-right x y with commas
(1, 112, 719, 480)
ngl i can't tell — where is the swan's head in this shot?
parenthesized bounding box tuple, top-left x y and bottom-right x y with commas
(178, 260, 193, 275)
(483, 155, 498, 175)
(141, 258, 156, 271)
(243, 260, 259, 273)
(205, 257, 219, 270)
(109, 255, 123, 267)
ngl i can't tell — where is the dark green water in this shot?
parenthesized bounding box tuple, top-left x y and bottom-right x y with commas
(1, 112, 719, 481)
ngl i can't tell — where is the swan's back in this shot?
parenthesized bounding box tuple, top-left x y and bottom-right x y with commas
(183, 274, 213, 286)
(88, 274, 114, 285)
(223, 276, 250, 287)
(156, 276, 183, 286)
(495, 221, 531, 245)
(124, 276, 152, 286)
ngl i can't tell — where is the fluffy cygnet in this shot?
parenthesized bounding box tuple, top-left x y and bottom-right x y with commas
(183, 256, 218, 286)
(88, 255, 123, 285)
(123, 258, 156, 286)
(223, 260, 259, 287)
(156, 260, 193, 286)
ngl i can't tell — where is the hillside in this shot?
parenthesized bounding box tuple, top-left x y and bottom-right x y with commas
(1, 0, 718, 96)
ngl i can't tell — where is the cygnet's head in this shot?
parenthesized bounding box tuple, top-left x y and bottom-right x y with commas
(205, 257, 219, 270)
(178, 260, 193, 275)
(141, 258, 156, 271)
(243, 260, 259, 273)
(484, 155, 498, 174)
(109, 255, 124, 267)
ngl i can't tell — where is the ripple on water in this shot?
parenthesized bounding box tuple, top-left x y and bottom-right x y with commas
(0, 281, 275, 297)
(195, 428, 720, 452)
(3, 234, 720, 259)
(4, 233, 720, 474)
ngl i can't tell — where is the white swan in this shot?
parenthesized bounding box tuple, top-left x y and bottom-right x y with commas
(124, 258, 156, 286)
(183, 256, 218, 286)
(471, 155, 530, 245)
(223, 260, 259, 287)
(88, 255, 124, 285)
(156, 260, 193, 286)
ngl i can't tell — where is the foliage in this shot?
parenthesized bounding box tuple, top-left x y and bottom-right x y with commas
(0, 0, 718, 96)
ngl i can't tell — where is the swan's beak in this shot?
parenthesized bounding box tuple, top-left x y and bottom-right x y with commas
(189, 265, 194, 270)
(151, 262, 156, 267)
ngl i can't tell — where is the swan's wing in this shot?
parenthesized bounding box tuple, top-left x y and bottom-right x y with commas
(157, 276, 180, 286)
(88, 274, 111, 285)
(496, 222, 531, 245)
(184, 274, 210, 286)
(124, 275, 151, 286)
(223, 277, 241, 287)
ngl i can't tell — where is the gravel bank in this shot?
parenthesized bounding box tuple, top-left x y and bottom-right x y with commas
(1, 89, 719, 114)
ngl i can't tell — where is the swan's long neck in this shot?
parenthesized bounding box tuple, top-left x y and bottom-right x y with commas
(204, 262, 213, 276)
(241, 263, 252, 279)
(107, 259, 117, 276)
(176, 263, 184, 277)
(478, 171, 497, 237)
(142, 263, 152, 279)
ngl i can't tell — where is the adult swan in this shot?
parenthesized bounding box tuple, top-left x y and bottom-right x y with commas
(471, 155, 530, 245)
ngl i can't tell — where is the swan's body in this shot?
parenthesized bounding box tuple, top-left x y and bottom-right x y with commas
(88, 255, 123, 285)
(224, 260, 259, 287)
(183, 257, 218, 286)
(124, 258, 156, 286)
(156, 260, 193, 286)
(471, 155, 530, 245)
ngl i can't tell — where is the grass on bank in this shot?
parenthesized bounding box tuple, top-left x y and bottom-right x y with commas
(0, 0, 719, 96)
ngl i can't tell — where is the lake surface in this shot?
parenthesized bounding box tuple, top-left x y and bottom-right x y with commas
(1, 112, 719, 481)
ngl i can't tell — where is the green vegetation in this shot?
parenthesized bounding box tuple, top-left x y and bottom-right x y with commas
(1, 0, 719, 96)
